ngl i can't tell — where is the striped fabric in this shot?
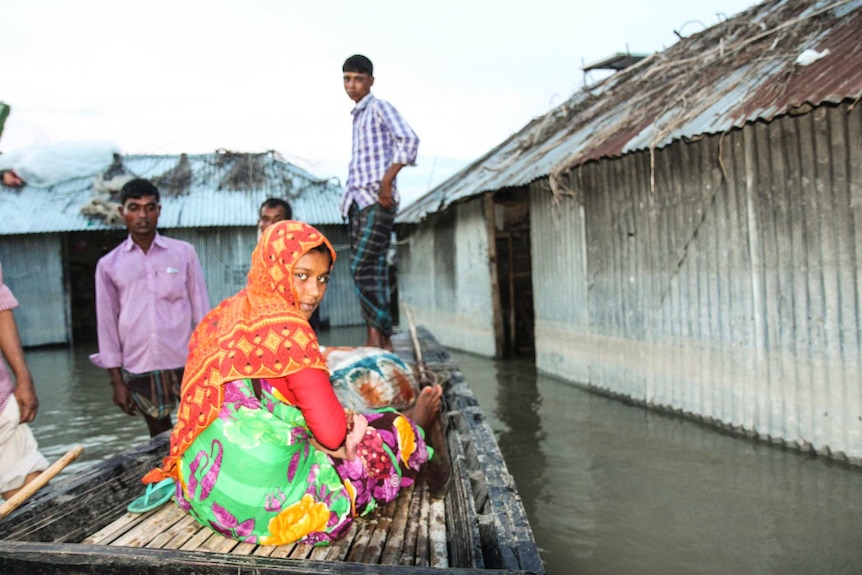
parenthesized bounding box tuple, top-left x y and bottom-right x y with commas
(341, 93, 419, 218)
(348, 204, 396, 335)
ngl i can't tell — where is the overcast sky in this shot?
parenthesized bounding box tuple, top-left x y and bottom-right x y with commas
(1, 0, 757, 205)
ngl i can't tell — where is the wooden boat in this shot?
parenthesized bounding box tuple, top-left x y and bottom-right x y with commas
(0, 327, 545, 574)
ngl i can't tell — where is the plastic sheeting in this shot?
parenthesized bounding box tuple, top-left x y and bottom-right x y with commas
(0, 141, 119, 188)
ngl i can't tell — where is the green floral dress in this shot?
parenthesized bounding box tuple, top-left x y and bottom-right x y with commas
(176, 378, 431, 546)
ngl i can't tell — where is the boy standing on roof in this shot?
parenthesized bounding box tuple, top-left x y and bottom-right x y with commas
(341, 54, 419, 351)
(90, 178, 210, 437)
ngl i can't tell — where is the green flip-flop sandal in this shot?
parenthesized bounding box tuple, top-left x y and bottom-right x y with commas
(127, 478, 175, 513)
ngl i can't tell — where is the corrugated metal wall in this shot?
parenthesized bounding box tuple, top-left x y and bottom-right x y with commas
(0, 235, 68, 346)
(532, 101, 862, 461)
(398, 199, 497, 356)
(168, 225, 363, 328)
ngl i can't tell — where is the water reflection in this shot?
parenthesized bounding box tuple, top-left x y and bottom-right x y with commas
(26, 344, 151, 476)
(449, 349, 862, 575)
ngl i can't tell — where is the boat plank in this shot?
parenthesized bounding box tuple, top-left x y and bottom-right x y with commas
(231, 542, 257, 555)
(81, 509, 151, 545)
(429, 498, 448, 568)
(269, 542, 297, 558)
(288, 541, 314, 559)
(179, 524, 215, 551)
(109, 504, 185, 548)
(307, 544, 331, 561)
(0, 540, 543, 574)
(378, 482, 414, 565)
(414, 483, 431, 567)
(345, 517, 376, 563)
(360, 513, 392, 564)
(146, 512, 200, 549)
(398, 476, 424, 565)
(322, 521, 355, 562)
(199, 531, 240, 554)
(253, 544, 278, 557)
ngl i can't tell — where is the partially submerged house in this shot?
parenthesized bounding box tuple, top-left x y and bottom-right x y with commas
(0, 150, 362, 346)
(396, 0, 862, 461)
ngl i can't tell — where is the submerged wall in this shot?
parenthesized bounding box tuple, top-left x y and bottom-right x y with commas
(397, 199, 497, 356)
(0, 234, 67, 347)
(531, 102, 862, 462)
(0, 224, 364, 349)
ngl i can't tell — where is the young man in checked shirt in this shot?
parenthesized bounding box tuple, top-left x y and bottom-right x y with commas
(342, 54, 419, 351)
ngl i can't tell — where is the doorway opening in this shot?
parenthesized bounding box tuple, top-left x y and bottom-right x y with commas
(492, 189, 534, 357)
(67, 230, 126, 343)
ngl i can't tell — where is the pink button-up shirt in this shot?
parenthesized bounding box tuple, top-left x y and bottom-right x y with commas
(0, 261, 21, 411)
(89, 233, 211, 374)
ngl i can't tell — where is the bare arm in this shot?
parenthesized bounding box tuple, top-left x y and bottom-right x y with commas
(0, 309, 38, 423)
(379, 163, 405, 210)
(108, 367, 135, 416)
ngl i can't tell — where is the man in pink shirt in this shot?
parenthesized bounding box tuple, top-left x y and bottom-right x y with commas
(0, 260, 49, 499)
(90, 179, 210, 437)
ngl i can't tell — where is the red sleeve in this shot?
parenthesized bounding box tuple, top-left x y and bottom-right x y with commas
(272, 368, 346, 451)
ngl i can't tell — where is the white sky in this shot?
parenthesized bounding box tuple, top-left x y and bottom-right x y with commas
(1, 0, 757, 205)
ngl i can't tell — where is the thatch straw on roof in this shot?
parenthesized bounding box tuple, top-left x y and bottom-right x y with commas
(215, 149, 267, 191)
(80, 153, 133, 225)
(152, 153, 192, 196)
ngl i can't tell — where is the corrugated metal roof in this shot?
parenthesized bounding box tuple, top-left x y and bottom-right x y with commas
(0, 151, 344, 235)
(399, 0, 862, 223)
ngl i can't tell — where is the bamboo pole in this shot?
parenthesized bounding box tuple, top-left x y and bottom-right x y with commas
(402, 304, 432, 387)
(0, 444, 84, 519)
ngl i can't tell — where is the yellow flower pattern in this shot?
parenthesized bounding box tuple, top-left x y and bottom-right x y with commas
(393, 415, 416, 464)
(344, 478, 357, 516)
(261, 494, 331, 546)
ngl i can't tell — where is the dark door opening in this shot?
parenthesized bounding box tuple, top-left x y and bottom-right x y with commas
(493, 189, 534, 357)
(68, 230, 126, 343)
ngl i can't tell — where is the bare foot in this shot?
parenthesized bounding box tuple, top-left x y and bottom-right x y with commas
(405, 384, 442, 429)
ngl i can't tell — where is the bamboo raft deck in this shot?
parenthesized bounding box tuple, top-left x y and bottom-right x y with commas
(79, 475, 448, 568)
(0, 327, 544, 574)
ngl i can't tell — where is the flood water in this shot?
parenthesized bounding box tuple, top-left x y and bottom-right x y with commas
(19, 332, 862, 575)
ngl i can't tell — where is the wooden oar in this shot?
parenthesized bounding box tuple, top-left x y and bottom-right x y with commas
(0, 444, 84, 519)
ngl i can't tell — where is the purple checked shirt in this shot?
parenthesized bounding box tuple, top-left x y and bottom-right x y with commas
(341, 93, 419, 218)
(89, 233, 211, 375)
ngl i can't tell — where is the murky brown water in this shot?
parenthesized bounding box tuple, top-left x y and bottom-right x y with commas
(19, 333, 862, 574)
(449, 350, 862, 575)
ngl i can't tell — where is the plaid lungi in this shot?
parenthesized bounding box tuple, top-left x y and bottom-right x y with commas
(123, 368, 184, 420)
(348, 203, 396, 335)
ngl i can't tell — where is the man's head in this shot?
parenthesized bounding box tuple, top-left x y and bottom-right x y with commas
(258, 197, 292, 233)
(119, 178, 161, 238)
(1, 169, 24, 188)
(343, 54, 374, 104)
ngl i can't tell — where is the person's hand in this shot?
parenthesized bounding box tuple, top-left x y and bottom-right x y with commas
(309, 411, 368, 461)
(378, 180, 395, 210)
(109, 372, 136, 415)
(342, 411, 368, 461)
(14, 375, 38, 423)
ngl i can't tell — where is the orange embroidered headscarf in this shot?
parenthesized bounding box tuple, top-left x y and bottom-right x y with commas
(146, 221, 337, 482)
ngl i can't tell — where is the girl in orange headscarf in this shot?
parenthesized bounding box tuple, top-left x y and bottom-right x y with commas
(145, 221, 440, 546)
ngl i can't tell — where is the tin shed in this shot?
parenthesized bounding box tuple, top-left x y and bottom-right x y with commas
(396, 0, 862, 461)
(0, 150, 362, 346)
